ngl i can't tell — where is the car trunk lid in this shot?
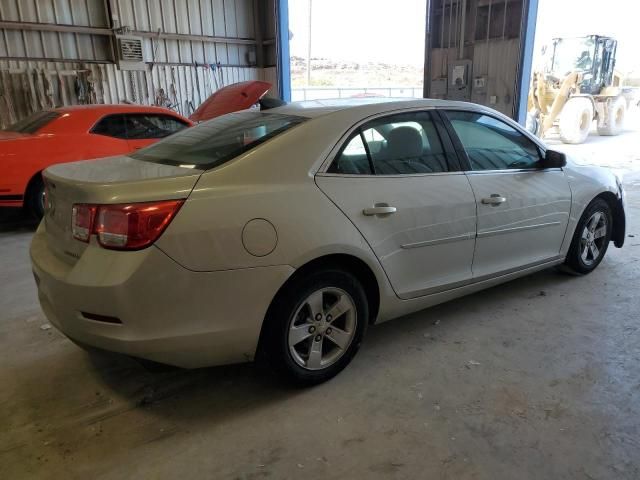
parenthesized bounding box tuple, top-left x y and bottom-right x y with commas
(42, 155, 203, 264)
(189, 80, 271, 122)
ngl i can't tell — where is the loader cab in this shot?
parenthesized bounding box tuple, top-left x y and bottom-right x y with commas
(550, 35, 617, 95)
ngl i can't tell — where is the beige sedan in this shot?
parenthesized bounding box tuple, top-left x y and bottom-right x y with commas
(31, 99, 626, 384)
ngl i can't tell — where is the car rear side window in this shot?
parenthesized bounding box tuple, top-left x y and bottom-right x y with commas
(91, 114, 188, 140)
(124, 114, 188, 139)
(329, 111, 450, 175)
(3, 111, 60, 134)
(131, 112, 307, 169)
(445, 111, 542, 170)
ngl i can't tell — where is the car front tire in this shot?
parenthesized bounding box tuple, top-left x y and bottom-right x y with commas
(259, 268, 368, 386)
(564, 198, 613, 274)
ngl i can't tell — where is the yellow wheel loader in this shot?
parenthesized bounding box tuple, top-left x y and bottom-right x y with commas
(527, 35, 631, 144)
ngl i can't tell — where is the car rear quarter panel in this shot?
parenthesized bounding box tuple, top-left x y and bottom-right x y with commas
(154, 115, 399, 313)
(1, 132, 134, 199)
(1, 136, 54, 196)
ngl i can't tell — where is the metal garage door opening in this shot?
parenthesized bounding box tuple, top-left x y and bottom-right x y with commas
(287, 0, 427, 101)
(527, 0, 640, 177)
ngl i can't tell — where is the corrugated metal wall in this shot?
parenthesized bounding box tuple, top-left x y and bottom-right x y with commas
(0, 0, 278, 128)
(428, 0, 524, 117)
(469, 38, 520, 114)
(430, 39, 520, 116)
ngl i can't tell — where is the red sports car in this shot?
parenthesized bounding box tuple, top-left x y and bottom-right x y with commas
(0, 104, 193, 217)
(0, 80, 272, 218)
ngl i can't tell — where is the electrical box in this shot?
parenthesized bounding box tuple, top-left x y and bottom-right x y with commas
(473, 76, 487, 93)
(447, 59, 473, 101)
(115, 35, 146, 71)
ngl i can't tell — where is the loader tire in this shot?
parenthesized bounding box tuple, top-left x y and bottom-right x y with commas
(597, 96, 626, 136)
(559, 97, 593, 144)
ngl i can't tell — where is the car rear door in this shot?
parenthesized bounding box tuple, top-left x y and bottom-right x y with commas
(315, 110, 477, 299)
(441, 109, 571, 278)
(124, 114, 190, 150)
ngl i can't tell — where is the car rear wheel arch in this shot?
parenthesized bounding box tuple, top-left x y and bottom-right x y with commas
(24, 171, 45, 218)
(262, 254, 380, 336)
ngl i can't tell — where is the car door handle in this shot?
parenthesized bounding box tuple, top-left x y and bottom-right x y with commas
(481, 194, 506, 206)
(363, 204, 397, 216)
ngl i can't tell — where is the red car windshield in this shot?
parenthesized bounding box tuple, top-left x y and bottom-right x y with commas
(3, 111, 60, 134)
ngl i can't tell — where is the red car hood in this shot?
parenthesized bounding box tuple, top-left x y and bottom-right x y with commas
(0, 131, 30, 141)
(189, 81, 271, 122)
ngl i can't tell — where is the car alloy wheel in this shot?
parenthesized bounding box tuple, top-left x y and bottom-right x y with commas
(579, 211, 608, 266)
(258, 268, 368, 385)
(564, 198, 612, 275)
(288, 287, 357, 370)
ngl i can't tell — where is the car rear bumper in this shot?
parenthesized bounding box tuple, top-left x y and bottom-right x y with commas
(30, 222, 293, 368)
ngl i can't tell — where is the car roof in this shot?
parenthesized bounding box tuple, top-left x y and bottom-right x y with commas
(269, 98, 487, 119)
(266, 97, 546, 153)
(53, 104, 181, 115)
(37, 104, 192, 134)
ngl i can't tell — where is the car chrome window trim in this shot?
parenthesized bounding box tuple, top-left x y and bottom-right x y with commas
(316, 171, 468, 179)
(464, 167, 563, 175)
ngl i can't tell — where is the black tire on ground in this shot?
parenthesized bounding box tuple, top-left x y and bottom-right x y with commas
(25, 174, 45, 220)
(559, 97, 593, 144)
(563, 198, 613, 275)
(258, 268, 368, 386)
(597, 96, 626, 136)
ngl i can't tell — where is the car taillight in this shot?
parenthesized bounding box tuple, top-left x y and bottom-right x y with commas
(72, 204, 97, 242)
(71, 200, 184, 250)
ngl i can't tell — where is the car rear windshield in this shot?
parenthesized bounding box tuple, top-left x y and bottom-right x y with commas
(3, 111, 60, 134)
(131, 111, 307, 169)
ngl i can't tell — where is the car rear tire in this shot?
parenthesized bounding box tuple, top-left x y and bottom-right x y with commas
(563, 198, 612, 275)
(559, 97, 593, 144)
(258, 268, 368, 386)
(25, 174, 45, 220)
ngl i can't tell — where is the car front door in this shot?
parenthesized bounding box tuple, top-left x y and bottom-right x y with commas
(315, 110, 477, 299)
(442, 110, 572, 278)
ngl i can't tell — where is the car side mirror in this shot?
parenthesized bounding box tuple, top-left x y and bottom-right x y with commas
(542, 149, 567, 168)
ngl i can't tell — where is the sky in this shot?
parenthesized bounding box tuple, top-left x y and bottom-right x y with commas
(534, 0, 640, 73)
(288, 0, 427, 65)
(289, 0, 640, 73)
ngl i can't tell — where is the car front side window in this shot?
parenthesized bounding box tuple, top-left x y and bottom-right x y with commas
(445, 111, 542, 171)
(328, 111, 450, 175)
(124, 114, 188, 140)
(91, 115, 128, 139)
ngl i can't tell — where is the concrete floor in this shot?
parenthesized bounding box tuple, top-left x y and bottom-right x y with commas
(1, 133, 640, 479)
